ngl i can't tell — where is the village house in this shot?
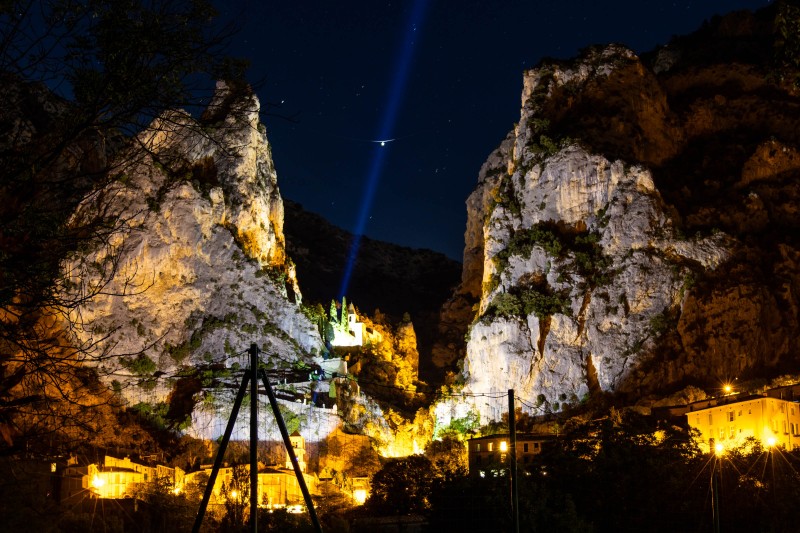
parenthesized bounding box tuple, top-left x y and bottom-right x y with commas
(183, 431, 318, 510)
(467, 433, 556, 475)
(686, 393, 800, 453)
(60, 455, 184, 502)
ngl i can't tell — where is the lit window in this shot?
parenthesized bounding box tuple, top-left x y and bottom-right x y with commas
(729, 426, 735, 438)
(488, 442, 494, 452)
(719, 428, 725, 439)
(476, 443, 481, 452)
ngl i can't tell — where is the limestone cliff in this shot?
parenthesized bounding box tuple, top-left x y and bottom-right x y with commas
(439, 6, 800, 424)
(66, 82, 325, 434)
(59, 81, 430, 452)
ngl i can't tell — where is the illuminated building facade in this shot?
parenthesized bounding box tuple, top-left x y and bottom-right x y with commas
(686, 394, 800, 452)
(183, 434, 317, 510)
(60, 455, 184, 502)
(467, 433, 555, 475)
(330, 303, 383, 347)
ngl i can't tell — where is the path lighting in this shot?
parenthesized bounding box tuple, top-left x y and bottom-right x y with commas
(766, 436, 776, 447)
(230, 490, 239, 499)
(91, 476, 106, 488)
(714, 442, 725, 456)
(499, 441, 508, 452)
(723, 384, 732, 394)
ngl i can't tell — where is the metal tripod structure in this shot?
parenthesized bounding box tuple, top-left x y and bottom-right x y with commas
(191, 343, 323, 533)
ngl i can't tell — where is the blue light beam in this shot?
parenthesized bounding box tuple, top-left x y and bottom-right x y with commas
(338, 0, 429, 300)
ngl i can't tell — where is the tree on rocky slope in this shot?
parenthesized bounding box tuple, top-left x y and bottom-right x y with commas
(0, 0, 244, 454)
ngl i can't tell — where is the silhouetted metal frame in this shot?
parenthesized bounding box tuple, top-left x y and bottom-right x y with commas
(259, 366, 322, 532)
(192, 374, 249, 533)
(191, 344, 323, 533)
(250, 344, 259, 532)
(509, 389, 520, 533)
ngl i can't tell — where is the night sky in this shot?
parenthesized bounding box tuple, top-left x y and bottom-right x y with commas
(217, 0, 772, 261)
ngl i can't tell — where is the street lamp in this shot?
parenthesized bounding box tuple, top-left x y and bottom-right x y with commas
(711, 446, 725, 533)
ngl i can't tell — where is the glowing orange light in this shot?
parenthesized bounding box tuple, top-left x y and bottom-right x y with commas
(714, 443, 725, 456)
(353, 489, 368, 505)
(499, 441, 508, 452)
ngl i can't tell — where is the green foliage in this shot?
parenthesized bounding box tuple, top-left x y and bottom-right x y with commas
(483, 281, 570, 321)
(481, 272, 501, 295)
(166, 312, 238, 364)
(493, 221, 613, 291)
(436, 410, 481, 440)
(596, 204, 610, 227)
(486, 292, 523, 317)
(327, 297, 350, 335)
(277, 405, 305, 435)
(521, 287, 571, 318)
(649, 310, 677, 338)
(129, 401, 191, 432)
(496, 223, 564, 265)
(121, 353, 157, 376)
(492, 174, 522, 217)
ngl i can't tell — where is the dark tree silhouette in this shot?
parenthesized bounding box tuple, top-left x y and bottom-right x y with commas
(0, 0, 245, 454)
(366, 454, 439, 516)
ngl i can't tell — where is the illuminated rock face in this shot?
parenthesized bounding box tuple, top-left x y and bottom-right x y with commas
(444, 22, 800, 424)
(460, 139, 729, 421)
(68, 82, 324, 432)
